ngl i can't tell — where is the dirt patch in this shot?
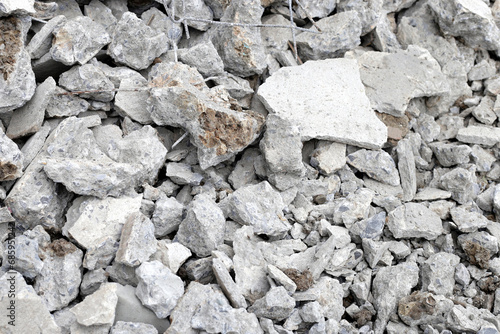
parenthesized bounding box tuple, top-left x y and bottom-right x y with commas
(46, 239, 78, 257)
(398, 291, 436, 321)
(0, 17, 22, 81)
(478, 276, 500, 293)
(352, 308, 373, 327)
(375, 112, 409, 144)
(462, 240, 490, 269)
(0, 161, 19, 181)
(283, 268, 314, 291)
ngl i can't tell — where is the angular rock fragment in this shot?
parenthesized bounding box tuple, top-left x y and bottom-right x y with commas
(46, 86, 90, 117)
(421, 252, 460, 296)
(228, 148, 264, 189)
(50, 16, 111, 65)
(108, 12, 169, 70)
(151, 194, 184, 237)
(114, 76, 152, 124)
(169, 0, 213, 31)
(347, 149, 400, 186)
(1, 234, 43, 279)
(59, 64, 115, 102)
(310, 141, 346, 175)
(0, 127, 23, 180)
(177, 42, 224, 78)
(84, 0, 117, 35)
(398, 292, 454, 327)
(473, 96, 497, 125)
(387, 203, 443, 240)
(151, 240, 191, 274)
(0, 0, 35, 16)
(429, 142, 471, 167)
(26, 15, 67, 60)
(70, 283, 119, 327)
(457, 125, 500, 147)
(110, 321, 158, 334)
(6, 76, 56, 139)
(135, 261, 184, 319)
(141, 7, 181, 48)
(248, 286, 295, 321)
(212, 257, 247, 309)
(257, 58, 387, 149)
(80, 268, 107, 296)
(396, 138, 417, 201)
(148, 62, 264, 169)
(166, 162, 203, 186)
(295, 11, 362, 61)
(439, 167, 476, 204)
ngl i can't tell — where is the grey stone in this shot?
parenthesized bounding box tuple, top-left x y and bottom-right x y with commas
(310, 141, 346, 176)
(457, 125, 500, 147)
(421, 252, 460, 296)
(0, 207, 14, 223)
(0, 0, 35, 16)
(458, 231, 498, 257)
(115, 212, 157, 266)
(450, 203, 489, 233)
(257, 58, 387, 149)
(84, 0, 117, 35)
(147, 62, 264, 169)
(46, 87, 90, 117)
(396, 138, 417, 201)
(110, 321, 158, 334)
(372, 261, 419, 334)
(347, 149, 400, 186)
(471, 144, 496, 172)
(26, 15, 67, 60)
(413, 188, 452, 201)
(267, 264, 297, 294)
(176, 193, 226, 257)
(350, 211, 386, 241)
(34, 239, 83, 311)
(182, 257, 214, 284)
(362, 238, 390, 268)
(141, 7, 181, 47)
(415, 113, 441, 143)
(114, 77, 152, 124)
(333, 188, 374, 228)
(295, 11, 362, 61)
(307, 276, 344, 321)
(1, 234, 43, 279)
(0, 272, 61, 333)
(468, 59, 497, 81)
(178, 41, 224, 77)
(371, 11, 401, 52)
(212, 257, 247, 309)
(300, 301, 323, 323)
(439, 167, 476, 204)
(248, 286, 295, 321)
(211, 0, 267, 77)
(398, 292, 454, 327)
(387, 203, 443, 240)
(7, 76, 56, 139)
(455, 262, 470, 286)
(429, 0, 500, 54)
(108, 12, 169, 70)
(436, 115, 464, 140)
(150, 240, 191, 274)
(212, 73, 254, 102)
(0, 127, 23, 181)
(59, 64, 115, 102)
(80, 268, 108, 296)
(70, 283, 119, 327)
(296, 0, 336, 18)
(166, 162, 203, 186)
(473, 96, 497, 125)
(223, 181, 290, 237)
(169, 0, 213, 31)
(0, 17, 36, 113)
(429, 142, 471, 167)
(260, 14, 294, 53)
(446, 304, 498, 333)
(83, 236, 119, 270)
(50, 16, 110, 65)
(151, 194, 184, 237)
(228, 148, 263, 189)
(135, 260, 184, 319)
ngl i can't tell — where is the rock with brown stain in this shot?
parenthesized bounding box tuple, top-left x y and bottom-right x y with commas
(0, 127, 23, 181)
(283, 268, 314, 291)
(147, 62, 264, 169)
(398, 291, 454, 327)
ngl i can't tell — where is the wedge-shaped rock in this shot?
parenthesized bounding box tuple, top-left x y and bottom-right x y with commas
(0, 127, 23, 180)
(257, 58, 387, 149)
(387, 203, 443, 240)
(169, 0, 213, 31)
(151, 194, 184, 237)
(457, 125, 500, 147)
(147, 62, 264, 169)
(59, 64, 115, 102)
(356, 46, 449, 117)
(70, 283, 119, 327)
(108, 12, 169, 70)
(248, 286, 295, 321)
(50, 16, 111, 65)
(1, 235, 43, 279)
(26, 15, 66, 59)
(114, 76, 152, 124)
(115, 212, 157, 266)
(347, 149, 400, 186)
(450, 204, 489, 233)
(421, 252, 460, 296)
(84, 0, 117, 34)
(396, 138, 417, 201)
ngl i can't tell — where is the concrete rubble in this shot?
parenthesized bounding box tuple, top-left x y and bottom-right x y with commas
(2, 0, 500, 333)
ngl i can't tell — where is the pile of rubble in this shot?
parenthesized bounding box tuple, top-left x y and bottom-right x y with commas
(3, 0, 500, 333)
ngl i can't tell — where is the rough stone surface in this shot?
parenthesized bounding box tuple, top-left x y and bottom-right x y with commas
(457, 125, 500, 147)
(151, 194, 184, 237)
(70, 283, 119, 327)
(0, 127, 23, 180)
(387, 203, 443, 240)
(115, 212, 157, 266)
(347, 149, 400, 186)
(110, 321, 158, 334)
(421, 252, 461, 296)
(59, 64, 115, 102)
(248, 286, 296, 321)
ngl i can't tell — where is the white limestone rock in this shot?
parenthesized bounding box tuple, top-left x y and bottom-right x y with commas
(166, 162, 203, 186)
(421, 252, 460, 296)
(257, 58, 387, 149)
(150, 240, 192, 274)
(450, 204, 489, 233)
(151, 194, 184, 237)
(387, 203, 443, 240)
(310, 141, 346, 176)
(177, 41, 224, 77)
(70, 283, 119, 327)
(0, 0, 35, 16)
(347, 149, 400, 186)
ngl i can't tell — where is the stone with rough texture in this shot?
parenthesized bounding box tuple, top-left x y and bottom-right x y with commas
(296, 0, 336, 18)
(108, 12, 169, 70)
(110, 321, 158, 334)
(457, 125, 500, 147)
(84, 0, 117, 35)
(46, 86, 89, 117)
(257, 58, 387, 149)
(141, 7, 181, 48)
(178, 41, 224, 77)
(70, 283, 119, 327)
(310, 141, 346, 175)
(429, 142, 472, 167)
(50, 16, 111, 65)
(398, 291, 454, 327)
(114, 77, 152, 124)
(421, 252, 460, 296)
(80, 268, 108, 296)
(169, 0, 213, 31)
(151, 240, 191, 274)
(0, 0, 35, 16)
(396, 138, 417, 201)
(115, 212, 157, 266)
(212, 257, 247, 309)
(135, 261, 184, 319)
(450, 204, 489, 233)
(1, 235, 43, 279)
(34, 239, 83, 311)
(151, 194, 184, 237)
(6, 76, 56, 139)
(248, 286, 295, 321)
(473, 95, 497, 125)
(26, 15, 67, 60)
(166, 162, 203, 186)
(347, 149, 400, 186)
(387, 203, 443, 240)
(0, 127, 23, 180)
(439, 167, 476, 204)
(59, 64, 115, 102)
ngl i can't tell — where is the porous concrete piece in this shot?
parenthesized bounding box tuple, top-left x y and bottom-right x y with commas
(0, 272, 61, 334)
(114, 77, 152, 124)
(83, 236, 119, 270)
(0, 127, 23, 181)
(371, 12, 402, 52)
(223, 181, 290, 237)
(84, 0, 117, 35)
(151, 194, 184, 237)
(20, 123, 50, 169)
(169, 0, 213, 31)
(296, 0, 336, 18)
(0, 17, 36, 113)
(396, 138, 417, 201)
(349, 211, 386, 241)
(248, 286, 296, 321)
(439, 167, 476, 204)
(70, 283, 119, 327)
(398, 291, 454, 327)
(6, 76, 56, 139)
(65, 194, 142, 250)
(356, 46, 449, 117)
(228, 148, 263, 189)
(2, 235, 43, 279)
(387, 203, 443, 240)
(151, 240, 191, 274)
(333, 188, 374, 228)
(59, 63, 115, 102)
(457, 125, 500, 147)
(260, 114, 305, 190)
(80, 268, 108, 296)
(34, 239, 83, 311)
(413, 188, 452, 201)
(212, 257, 247, 309)
(310, 141, 346, 175)
(446, 304, 497, 333)
(295, 11, 362, 61)
(473, 95, 497, 125)
(108, 12, 169, 70)
(166, 162, 203, 186)
(308, 276, 345, 321)
(372, 261, 419, 334)
(0, 0, 35, 16)
(458, 231, 498, 265)
(429, 142, 472, 167)
(50, 16, 111, 65)
(147, 62, 265, 169)
(26, 15, 67, 60)
(421, 252, 460, 296)
(111, 321, 158, 334)
(257, 58, 387, 149)
(115, 213, 157, 267)
(178, 41, 224, 77)
(471, 144, 496, 172)
(429, 0, 500, 54)
(135, 260, 184, 318)
(347, 149, 400, 186)
(450, 204, 489, 233)
(469, 59, 497, 81)
(176, 194, 226, 257)
(141, 7, 181, 47)
(46, 86, 90, 117)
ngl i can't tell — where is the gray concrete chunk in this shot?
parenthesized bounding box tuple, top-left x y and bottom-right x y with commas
(0, 127, 23, 180)
(347, 149, 400, 186)
(387, 203, 443, 240)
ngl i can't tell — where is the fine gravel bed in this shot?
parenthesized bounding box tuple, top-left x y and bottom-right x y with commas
(2, 0, 500, 333)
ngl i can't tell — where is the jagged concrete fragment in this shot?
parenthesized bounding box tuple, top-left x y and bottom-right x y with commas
(65, 194, 142, 250)
(396, 138, 416, 201)
(26, 15, 66, 59)
(347, 149, 400, 186)
(439, 167, 476, 204)
(111, 321, 158, 334)
(135, 261, 184, 318)
(333, 188, 374, 228)
(371, 12, 401, 52)
(0, 0, 35, 16)
(350, 211, 386, 241)
(80, 268, 107, 295)
(178, 41, 224, 77)
(398, 292, 454, 327)
(473, 95, 497, 125)
(0, 16, 36, 113)
(70, 283, 119, 327)
(387, 203, 443, 240)
(59, 64, 115, 102)
(211, 0, 266, 76)
(176, 194, 225, 257)
(267, 264, 297, 294)
(141, 7, 181, 48)
(429, 142, 472, 167)
(1, 235, 43, 279)
(212, 257, 247, 309)
(260, 115, 304, 190)
(115, 212, 157, 266)
(228, 148, 263, 189)
(223, 181, 290, 237)
(84, 0, 117, 35)
(248, 286, 295, 321)
(0, 127, 23, 180)
(356, 46, 449, 117)
(421, 252, 460, 296)
(46, 86, 90, 117)
(310, 141, 346, 175)
(151, 194, 184, 237)
(295, 11, 362, 61)
(34, 239, 83, 311)
(114, 77, 152, 124)
(296, 0, 336, 18)
(429, 0, 500, 54)
(108, 12, 169, 70)
(147, 62, 264, 169)
(471, 144, 496, 172)
(169, 0, 213, 31)
(166, 162, 203, 185)
(450, 204, 489, 233)
(457, 125, 500, 147)
(6, 76, 56, 139)
(373, 261, 419, 334)
(51, 16, 110, 65)
(0, 272, 61, 333)
(151, 240, 191, 274)
(257, 58, 387, 149)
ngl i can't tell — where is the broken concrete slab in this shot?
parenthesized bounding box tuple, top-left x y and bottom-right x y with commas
(0, 127, 23, 181)
(457, 125, 500, 147)
(70, 283, 119, 327)
(257, 58, 387, 149)
(26, 15, 67, 60)
(114, 76, 152, 124)
(46, 86, 90, 117)
(347, 149, 400, 186)
(387, 203, 443, 240)
(59, 63, 115, 102)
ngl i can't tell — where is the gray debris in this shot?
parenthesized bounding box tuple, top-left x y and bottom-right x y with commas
(350, 211, 386, 241)
(212, 257, 247, 308)
(169, 0, 213, 31)
(151, 240, 191, 274)
(421, 252, 460, 296)
(178, 41, 224, 77)
(396, 138, 417, 201)
(457, 125, 500, 147)
(439, 167, 476, 204)
(473, 95, 497, 125)
(398, 291, 454, 327)
(26, 15, 67, 60)
(59, 64, 115, 102)
(110, 321, 158, 334)
(70, 283, 119, 327)
(84, 0, 117, 35)
(46, 87, 90, 117)
(151, 194, 184, 237)
(141, 7, 181, 47)
(166, 162, 203, 186)
(429, 142, 472, 167)
(80, 268, 108, 296)
(471, 144, 496, 172)
(387, 203, 443, 240)
(0, 0, 35, 16)
(114, 77, 152, 124)
(310, 141, 346, 176)
(0, 127, 23, 180)
(248, 286, 296, 321)
(228, 148, 263, 189)
(1, 234, 43, 279)
(347, 149, 400, 186)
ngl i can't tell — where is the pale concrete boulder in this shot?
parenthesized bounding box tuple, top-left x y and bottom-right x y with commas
(26, 15, 67, 60)
(457, 125, 500, 147)
(70, 283, 119, 327)
(59, 64, 115, 102)
(347, 149, 400, 186)
(421, 252, 460, 296)
(0, 127, 23, 181)
(387, 203, 443, 240)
